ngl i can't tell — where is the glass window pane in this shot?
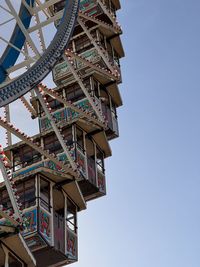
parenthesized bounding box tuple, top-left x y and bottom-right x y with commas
(40, 178, 50, 211)
(76, 128, 84, 150)
(67, 199, 77, 232)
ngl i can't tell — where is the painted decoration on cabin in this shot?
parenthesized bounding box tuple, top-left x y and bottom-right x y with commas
(97, 171, 106, 194)
(39, 109, 66, 132)
(76, 49, 100, 69)
(80, 0, 98, 16)
(0, 218, 13, 226)
(66, 230, 77, 260)
(76, 149, 87, 177)
(54, 48, 101, 81)
(22, 209, 37, 236)
(45, 160, 63, 172)
(26, 235, 47, 251)
(76, 98, 93, 113)
(39, 210, 52, 245)
(44, 150, 76, 173)
(87, 157, 96, 185)
(54, 213, 65, 253)
(13, 162, 44, 178)
(39, 98, 94, 132)
(53, 61, 70, 80)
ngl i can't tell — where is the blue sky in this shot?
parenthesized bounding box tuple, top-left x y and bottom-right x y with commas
(74, 1, 200, 267)
(0, 1, 200, 267)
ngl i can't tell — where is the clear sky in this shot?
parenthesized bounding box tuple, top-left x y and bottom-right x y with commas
(74, 1, 200, 267)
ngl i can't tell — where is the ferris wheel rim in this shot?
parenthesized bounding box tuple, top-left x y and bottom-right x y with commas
(0, 0, 80, 108)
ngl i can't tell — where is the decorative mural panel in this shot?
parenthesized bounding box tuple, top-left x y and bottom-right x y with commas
(80, 0, 99, 16)
(54, 212, 65, 253)
(53, 61, 71, 80)
(0, 218, 13, 226)
(44, 150, 75, 172)
(44, 160, 63, 172)
(87, 156, 96, 185)
(76, 49, 101, 69)
(76, 149, 87, 178)
(97, 171, 106, 194)
(54, 48, 101, 81)
(39, 108, 66, 132)
(75, 98, 93, 113)
(39, 209, 52, 245)
(66, 229, 78, 260)
(22, 209, 37, 236)
(39, 98, 94, 132)
(66, 107, 79, 122)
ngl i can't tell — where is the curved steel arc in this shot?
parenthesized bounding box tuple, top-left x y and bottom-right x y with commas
(0, 0, 35, 83)
(0, 0, 80, 107)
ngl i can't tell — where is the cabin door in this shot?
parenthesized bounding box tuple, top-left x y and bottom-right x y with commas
(54, 211, 65, 253)
(53, 188, 65, 253)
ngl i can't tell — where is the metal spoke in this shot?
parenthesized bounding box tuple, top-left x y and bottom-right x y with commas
(5, 0, 41, 57)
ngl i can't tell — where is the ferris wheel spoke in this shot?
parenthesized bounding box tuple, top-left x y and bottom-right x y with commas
(21, 0, 33, 14)
(34, 0, 62, 13)
(0, 36, 28, 59)
(7, 57, 37, 76)
(5, 0, 41, 57)
(0, 17, 15, 27)
(0, 4, 12, 15)
(28, 9, 63, 33)
(35, 0, 51, 18)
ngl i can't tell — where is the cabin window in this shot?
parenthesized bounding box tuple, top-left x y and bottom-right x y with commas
(38, 94, 63, 115)
(54, 0, 65, 12)
(16, 178, 36, 210)
(44, 133, 62, 155)
(98, 31, 106, 50)
(40, 178, 51, 212)
(75, 34, 93, 53)
(106, 41, 113, 60)
(92, 79, 100, 98)
(46, 94, 64, 112)
(8, 253, 24, 267)
(62, 127, 73, 146)
(96, 146, 104, 174)
(65, 82, 84, 103)
(111, 100, 117, 118)
(113, 48, 120, 67)
(66, 198, 77, 233)
(13, 146, 41, 171)
(76, 127, 84, 152)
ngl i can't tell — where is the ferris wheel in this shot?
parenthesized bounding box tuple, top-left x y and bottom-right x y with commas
(0, 0, 124, 265)
(0, 0, 79, 107)
(0, 0, 80, 226)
